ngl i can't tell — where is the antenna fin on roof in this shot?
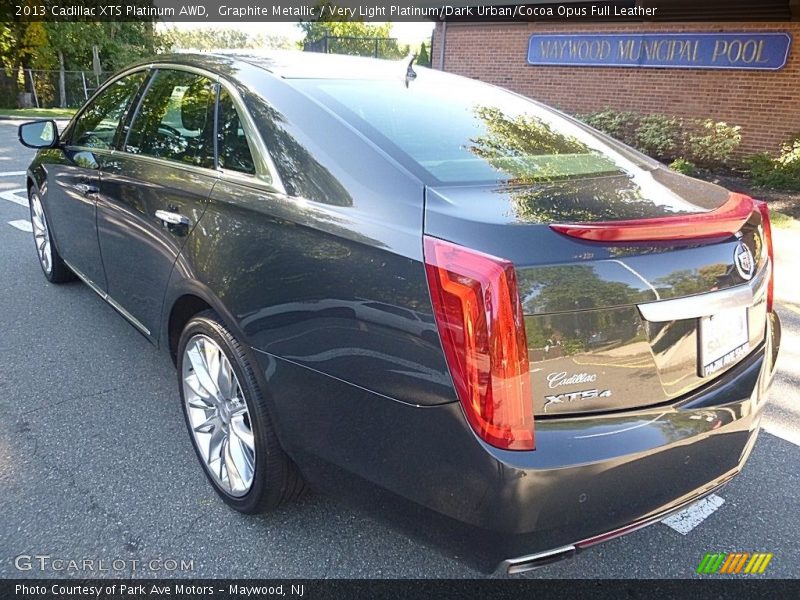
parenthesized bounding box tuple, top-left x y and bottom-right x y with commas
(404, 53, 418, 88)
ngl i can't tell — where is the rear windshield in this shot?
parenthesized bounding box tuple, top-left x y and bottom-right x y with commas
(296, 72, 655, 185)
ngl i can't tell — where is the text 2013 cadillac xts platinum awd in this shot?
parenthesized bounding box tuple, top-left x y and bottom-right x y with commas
(19, 52, 780, 574)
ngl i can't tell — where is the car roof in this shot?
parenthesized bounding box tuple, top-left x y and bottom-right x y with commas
(153, 50, 414, 81)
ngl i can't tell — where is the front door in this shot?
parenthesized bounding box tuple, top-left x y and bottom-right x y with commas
(45, 71, 148, 289)
(97, 68, 219, 338)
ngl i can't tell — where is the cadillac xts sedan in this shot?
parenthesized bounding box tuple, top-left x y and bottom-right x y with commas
(19, 52, 780, 574)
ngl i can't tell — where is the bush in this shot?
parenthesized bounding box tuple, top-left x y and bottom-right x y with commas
(745, 136, 800, 191)
(635, 114, 680, 158)
(579, 109, 741, 168)
(686, 120, 742, 165)
(669, 158, 697, 176)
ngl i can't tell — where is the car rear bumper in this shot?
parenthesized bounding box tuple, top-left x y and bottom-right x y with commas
(254, 311, 780, 573)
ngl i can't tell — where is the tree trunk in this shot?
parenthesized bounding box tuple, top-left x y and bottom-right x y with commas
(58, 50, 66, 108)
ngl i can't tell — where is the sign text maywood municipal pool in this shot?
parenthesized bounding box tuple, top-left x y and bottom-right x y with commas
(527, 33, 792, 70)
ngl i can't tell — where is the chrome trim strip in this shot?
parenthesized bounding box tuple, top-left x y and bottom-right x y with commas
(496, 469, 737, 575)
(64, 260, 151, 337)
(637, 260, 769, 322)
(145, 62, 286, 195)
(499, 545, 576, 575)
(66, 62, 286, 195)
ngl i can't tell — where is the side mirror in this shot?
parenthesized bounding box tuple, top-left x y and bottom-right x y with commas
(18, 120, 59, 149)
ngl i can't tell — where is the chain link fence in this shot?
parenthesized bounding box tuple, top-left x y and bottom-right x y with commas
(303, 35, 409, 60)
(19, 69, 110, 109)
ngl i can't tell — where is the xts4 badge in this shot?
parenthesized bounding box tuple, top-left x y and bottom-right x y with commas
(544, 371, 612, 412)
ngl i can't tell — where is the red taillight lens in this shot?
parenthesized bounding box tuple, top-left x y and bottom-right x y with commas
(423, 236, 534, 451)
(755, 200, 774, 312)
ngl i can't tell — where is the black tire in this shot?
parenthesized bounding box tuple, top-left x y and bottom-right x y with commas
(177, 310, 306, 513)
(28, 188, 74, 284)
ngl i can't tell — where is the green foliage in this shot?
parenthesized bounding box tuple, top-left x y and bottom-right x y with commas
(161, 27, 292, 52)
(417, 42, 430, 67)
(634, 114, 680, 158)
(580, 109, 741, 168)
(43, 22, 164, 73)
(686, 120, 742, 165)
(669, 157, 696, 176)
(299, 3, 393, 42)
(580, 109, 636, 139)
(1, 20, 166, 107)
(745, 136, 800, 191)
(299, 2, 399, 58)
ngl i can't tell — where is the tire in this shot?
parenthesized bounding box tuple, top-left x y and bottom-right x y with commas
(177, 310, 306, 513)
(29, 188, 73, 283)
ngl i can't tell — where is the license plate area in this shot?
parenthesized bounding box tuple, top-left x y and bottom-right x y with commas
(698, 307, 749, 377)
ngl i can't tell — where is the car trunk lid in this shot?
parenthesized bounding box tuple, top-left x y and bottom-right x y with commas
(424, 170, 770, 417)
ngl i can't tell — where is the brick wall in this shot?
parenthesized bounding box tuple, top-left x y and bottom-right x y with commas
(432, 21, 800, 157)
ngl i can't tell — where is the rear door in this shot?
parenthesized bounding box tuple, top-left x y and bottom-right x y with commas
(45, 71, 148, 289)
(97, 68, 219, 338)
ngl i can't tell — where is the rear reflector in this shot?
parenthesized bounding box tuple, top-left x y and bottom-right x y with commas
(549, 193, 754, 243)
(423, 236, 534, 451)
(755, 200, 774, 312)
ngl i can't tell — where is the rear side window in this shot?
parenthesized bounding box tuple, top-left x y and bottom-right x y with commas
(217, 89, 255, 175)
(70, 71, 146, 149)
(125, 70, 217, 169)
(298, 74, 654, 185)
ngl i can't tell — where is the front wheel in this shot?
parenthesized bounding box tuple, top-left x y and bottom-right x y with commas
(177, 310, 306, 513)
(29, 189, 73, 283)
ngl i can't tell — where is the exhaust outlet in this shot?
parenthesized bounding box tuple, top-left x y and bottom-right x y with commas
(500, 545, 577, 575)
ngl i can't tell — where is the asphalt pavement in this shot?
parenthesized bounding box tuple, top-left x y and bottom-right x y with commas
(0, 119, 798, 579)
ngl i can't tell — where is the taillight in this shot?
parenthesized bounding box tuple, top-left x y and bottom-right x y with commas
(755, 200, 774, 312)
(423, 236, 534, 451)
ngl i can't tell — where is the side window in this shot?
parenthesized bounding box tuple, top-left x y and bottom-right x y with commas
(217, 89, 256, 176)
(70, 71, 147, 149)
(125, 70, 217, 168)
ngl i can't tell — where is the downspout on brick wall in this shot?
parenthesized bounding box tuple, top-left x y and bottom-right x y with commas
(438, 21, 447, 70)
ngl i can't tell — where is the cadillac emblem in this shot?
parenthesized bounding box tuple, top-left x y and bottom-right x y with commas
(734, 242, 755, 281)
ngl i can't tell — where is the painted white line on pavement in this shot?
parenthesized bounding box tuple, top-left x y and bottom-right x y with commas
(8, 219, 32, 232)
(0, 170, 26, 177)
(661, 494, 725, 535)
(0, 188, 28, 207)
(761, 423, 800, 447)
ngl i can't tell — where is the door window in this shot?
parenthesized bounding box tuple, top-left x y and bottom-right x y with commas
(70, 71, 147, 149)
(216, 89, 256, 176)
(125, 70, 217, 169)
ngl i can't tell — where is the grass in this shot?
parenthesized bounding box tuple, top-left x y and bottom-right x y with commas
(0, 107, 76, 119)
(770, 210, 798, 230)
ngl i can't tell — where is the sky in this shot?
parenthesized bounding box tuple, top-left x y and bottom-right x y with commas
(159, 21, 435, 45)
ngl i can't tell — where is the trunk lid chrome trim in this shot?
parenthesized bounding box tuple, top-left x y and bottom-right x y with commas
(637, 259, 769, 322)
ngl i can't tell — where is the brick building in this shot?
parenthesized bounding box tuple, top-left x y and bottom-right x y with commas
(431, 1, 799, 156)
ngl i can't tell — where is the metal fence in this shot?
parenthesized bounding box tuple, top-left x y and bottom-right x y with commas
(303, 35, 408, 60)
(21, 69, 110, 109)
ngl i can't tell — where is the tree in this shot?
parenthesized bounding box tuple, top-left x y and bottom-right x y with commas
(161, 27, 293, 52)
(417, 42, 430, 67)
(299, 2, 398, 57)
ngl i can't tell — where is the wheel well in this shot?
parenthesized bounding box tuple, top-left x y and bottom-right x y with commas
(168, 294, 212, 363)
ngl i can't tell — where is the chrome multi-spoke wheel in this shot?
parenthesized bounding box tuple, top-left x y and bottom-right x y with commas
(30, 193, 52, 275)
(178, 311, 306, 512)
(182, 334, 256, 497)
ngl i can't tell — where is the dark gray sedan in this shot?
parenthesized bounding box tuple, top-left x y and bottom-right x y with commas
(18, 52, 780, 574)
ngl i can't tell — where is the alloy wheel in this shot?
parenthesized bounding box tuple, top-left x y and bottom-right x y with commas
(30, 193, 52, 275)
(181, 334, 256, 497)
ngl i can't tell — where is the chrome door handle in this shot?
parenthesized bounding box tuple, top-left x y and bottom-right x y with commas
(155, 210, 191, 227)
(75, 183, 99, 195)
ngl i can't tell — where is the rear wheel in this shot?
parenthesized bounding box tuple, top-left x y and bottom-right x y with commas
(177, 310, 305, 513)
(29, 189, 73, 283)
